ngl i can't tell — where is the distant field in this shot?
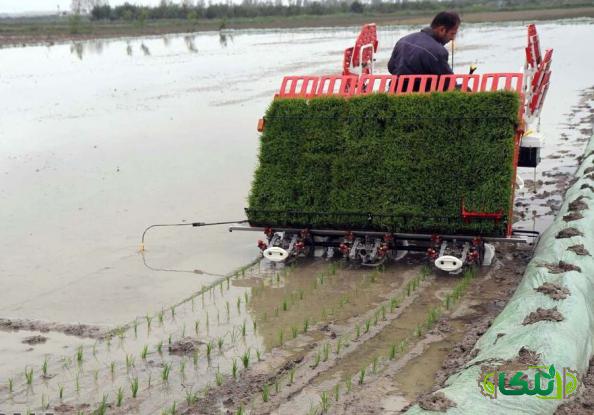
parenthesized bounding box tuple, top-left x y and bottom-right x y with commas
(1, 6, 593, 47)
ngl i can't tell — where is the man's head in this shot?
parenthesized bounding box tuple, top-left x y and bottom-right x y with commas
(430, 11, 460, 45)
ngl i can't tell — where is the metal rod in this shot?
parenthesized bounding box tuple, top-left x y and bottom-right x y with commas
(228, 226, 525, 244)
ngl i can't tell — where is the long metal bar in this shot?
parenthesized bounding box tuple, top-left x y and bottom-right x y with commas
(228, 225, 525, 244)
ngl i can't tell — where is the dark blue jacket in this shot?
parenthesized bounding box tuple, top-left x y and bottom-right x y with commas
(387, 27, 453, 76)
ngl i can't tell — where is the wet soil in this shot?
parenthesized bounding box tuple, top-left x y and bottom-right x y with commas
(522, 307, 565, 325)
(541, 261, 582, 274)
(555, 357, 594, 415)
(535, 282, 571, 301)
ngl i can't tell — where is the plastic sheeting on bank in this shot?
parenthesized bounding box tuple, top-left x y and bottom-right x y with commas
(405, 135, 594, 414)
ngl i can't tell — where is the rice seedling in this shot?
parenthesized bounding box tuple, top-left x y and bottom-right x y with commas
(193, 350, 199, 367)
(180, 360, 186, 379)
(242, 320, 247, 337)
(320, 391, 330, 413)
(303, 318, 310, 333)
(274, 307, 279, 317)
(237, 296, 242, 313)
(148, 373, 152, 388)
(274, 379, 280, 393)
(312, 352, 321, 369)
(226, 301, 230, 319)
(206, 311, 210, 330)
(319, 273, 325, 285)
(117, 327, 126, 341)
(262, 384, 270, 402)
(126, 354, 135, 372)
(206, 341, 213, 361)
(215, 369, 223, 386)
(185, 389, 199, 405)
(158, 309, 165, 325)
(278, 328, 284, 346)
(289, 367, 296, 385)
(41, 394, 49, 411)
(110, 361, 116, 377)
(25, 367, 33, 385)
(372, 356, 378, 374)
(134, 320, 139, 337)
(291, 326, 298, 339)
(116, 387, 124, 406)
(426, 307, 440, 328)
(334, 383, 340, 402)
(282, 298, 288, 311)
(389, 344, 396, 360)
(415, 324, 423, 337)
(256, 349, 262, 361)
(8, 378, 13, 393)
(217, 337, 224, 353)
(76, 345, 83, 365)
(253, 319, 257, 331)
(406, 282, 412, 297)
(355, 324, 361, 339)
(170, 401, 177, 415)
(358, 367, 366, 385)
(241, 349, 250, 369)
(381, 305, 386, 320)
(329, 262, 337, 276)
(373, 312, 378, 327)
(322, 344, 329, 362)
(276, 273, 280, 284)
(390, 297, 399, 312)
(364, 319, 371, 334)
(244, 291, 249, 305)
(75, 374, 80, 393)
(168, 334, 172, 345)
(345, 376, 352, 393)
(157, 341, 163, 355)
(131, 377, 139, 398)
(41, 357, 48, 378)
(236, 405, 245, 415)
(232, 359, 238, 379)
(162, 363, 171, 384)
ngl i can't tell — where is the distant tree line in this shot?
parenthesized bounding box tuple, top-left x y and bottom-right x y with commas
(89, 0, 591, 21)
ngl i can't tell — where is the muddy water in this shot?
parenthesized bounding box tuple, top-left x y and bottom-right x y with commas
(313, 276, 458, 386)
(1, 18, 594, 414)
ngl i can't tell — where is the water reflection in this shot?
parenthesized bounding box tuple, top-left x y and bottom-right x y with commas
(68, 39, 106, 60)
(184, 35, 198, 53)
(126, 43, 133, 56)
(140, 42, 151, 56)
(219, 31, 233, 48)
(70, 42, 84, 60)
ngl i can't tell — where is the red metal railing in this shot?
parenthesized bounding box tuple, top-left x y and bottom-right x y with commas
(275, 73, 523, 98)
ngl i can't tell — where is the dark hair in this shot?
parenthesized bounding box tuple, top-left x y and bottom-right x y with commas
(430, 11, 460, 30)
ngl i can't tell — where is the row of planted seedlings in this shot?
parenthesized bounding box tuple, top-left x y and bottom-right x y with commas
(165, 260, 422, 414)
(232, 264, 433, 414)
(247, 260, 414, 352)
(307, 267, 478, 415)
(0, 260, 274, 414)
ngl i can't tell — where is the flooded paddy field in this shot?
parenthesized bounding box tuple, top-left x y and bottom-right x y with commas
(1, 18, 593, 414)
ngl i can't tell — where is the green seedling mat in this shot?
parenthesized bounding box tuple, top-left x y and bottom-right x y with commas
(248, 91, 520, 236)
